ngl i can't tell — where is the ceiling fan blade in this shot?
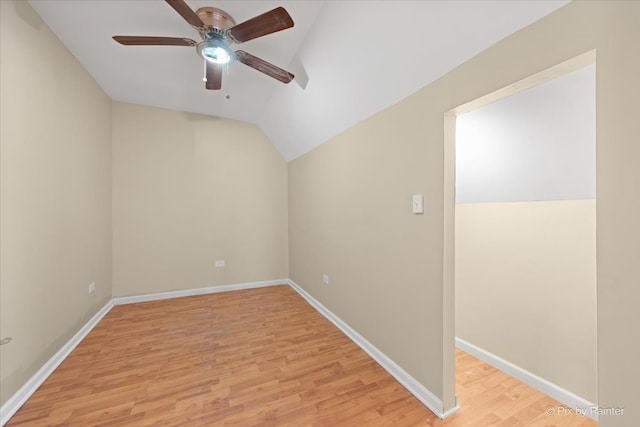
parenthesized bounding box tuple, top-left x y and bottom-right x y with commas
(234, 50, 294, 84)
(227, 7, 294, 43)
(165, 0, 205, 30)
(205, 62, 222, 90)
(113, 36, 197, 46)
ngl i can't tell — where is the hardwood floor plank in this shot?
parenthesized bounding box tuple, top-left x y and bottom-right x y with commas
(6, 285, 596, 426)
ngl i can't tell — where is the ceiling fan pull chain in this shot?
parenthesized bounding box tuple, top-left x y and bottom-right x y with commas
(202, 59, 208, 82)
(225, 64, 231, 99)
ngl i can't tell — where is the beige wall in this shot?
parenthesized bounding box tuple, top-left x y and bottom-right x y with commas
(112, 102, 288, 297)
(288, 108, 444, 394)
(289, 2, 640, 425)
(456, 200, 597, 402)
(0, 0, 112, 407)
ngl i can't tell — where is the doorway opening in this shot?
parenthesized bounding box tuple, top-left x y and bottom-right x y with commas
(443, 50, 598, 423)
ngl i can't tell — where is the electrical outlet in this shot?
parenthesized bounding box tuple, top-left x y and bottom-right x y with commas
(215, 260, 225, 268)
(88, 282, 96, 294)
(322, 274, 329, 285)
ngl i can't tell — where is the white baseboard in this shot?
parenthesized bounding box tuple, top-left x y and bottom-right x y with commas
(0, 300, 114, 426)
(112, 279, 288, 305)
(455, 337, 598, 421)
(288, 279, 459, 419)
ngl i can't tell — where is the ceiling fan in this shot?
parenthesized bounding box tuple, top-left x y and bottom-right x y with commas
(112, 0, 295, 90)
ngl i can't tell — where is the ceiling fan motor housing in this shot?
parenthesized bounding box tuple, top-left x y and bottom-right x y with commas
(195, 7, 235, 35)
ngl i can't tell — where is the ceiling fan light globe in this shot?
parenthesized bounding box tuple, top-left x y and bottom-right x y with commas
(197, 40, 232, 65)
(202, 46, 230, 64)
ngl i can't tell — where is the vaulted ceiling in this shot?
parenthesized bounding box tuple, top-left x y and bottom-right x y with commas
(28, 0, 569, 161)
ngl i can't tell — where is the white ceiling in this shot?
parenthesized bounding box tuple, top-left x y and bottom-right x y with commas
(28, 0, 569, 161)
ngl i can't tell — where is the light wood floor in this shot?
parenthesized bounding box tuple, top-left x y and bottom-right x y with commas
(7, 285, 596, 426)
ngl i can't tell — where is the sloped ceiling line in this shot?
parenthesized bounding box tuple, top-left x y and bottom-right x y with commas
(28, 0, 569, 161)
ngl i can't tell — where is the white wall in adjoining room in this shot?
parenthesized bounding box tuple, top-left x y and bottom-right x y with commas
(456, 64, 595, 204)
(455, 64, 597, 403)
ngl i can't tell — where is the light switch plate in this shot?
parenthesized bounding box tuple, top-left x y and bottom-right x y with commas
(412, 194, 424, 214)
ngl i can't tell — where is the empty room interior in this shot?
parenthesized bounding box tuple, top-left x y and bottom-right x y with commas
(1, 1, 639, 426)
